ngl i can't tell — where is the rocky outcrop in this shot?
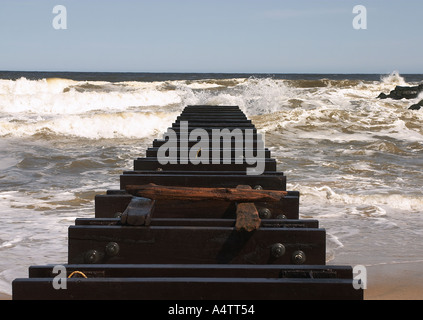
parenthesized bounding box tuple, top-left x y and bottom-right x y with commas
(377, 84, 423, 100)
(378, 83, 423, 111)
(409, 100, 423, 110)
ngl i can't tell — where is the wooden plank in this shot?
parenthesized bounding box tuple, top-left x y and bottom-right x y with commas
(95, 193, 300, 219)
(152, 138, 262, 148)
(177, 116, 248, 120)
(159, 128, 259, 134)
(119, 197, 155, 226)
(125, 183, 287, 202)
(26, 264, 353, 279)
(235, 185, 261, 232)
(133, 158, 276, 172)
(13, 277, 363, 300)
(236, 203, 260, 231)
(182, 107, 242, 111)
(97, 172, 296, 219)
(170, 124, 256, 129)
(182, 106, 242, 110)
(122, 170, 284, 176)
(177, 113, 248, 118)
(176, 117, 251, 123)
(76, 218, 319, 229)
(120, 173, 287, 191)
(178, 113, 247, 117)
(145, 147, 271, 159)
(68, 225, 326, 265)
(181, 110, 244, 113)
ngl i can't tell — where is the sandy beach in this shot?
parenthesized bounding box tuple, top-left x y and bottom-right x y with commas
(364, 261, 423, 300)
(0, 293, 11, 300)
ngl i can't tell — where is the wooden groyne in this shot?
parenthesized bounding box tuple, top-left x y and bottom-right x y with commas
(12, 105, 363, 300)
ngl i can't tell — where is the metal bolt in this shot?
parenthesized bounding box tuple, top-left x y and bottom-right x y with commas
(270, 243, 286, 258)
(292, 250, 306, 264)
(258, 208, 272, 219)
(84, 250, 101, 264)
(276, 214, 287, 220)
(253, 185, 263, 190)
(105, 242, 120, 256)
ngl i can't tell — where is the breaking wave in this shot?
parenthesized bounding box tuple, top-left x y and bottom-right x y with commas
(0, 72, 422, 139)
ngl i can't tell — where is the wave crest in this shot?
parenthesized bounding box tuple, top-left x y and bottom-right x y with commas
(0, 111, 178, 139)
(380, 71, 407, 86)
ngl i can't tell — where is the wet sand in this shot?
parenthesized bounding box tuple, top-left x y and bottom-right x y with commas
(364, 261, 423, 300)
(0, 293, 11, 300)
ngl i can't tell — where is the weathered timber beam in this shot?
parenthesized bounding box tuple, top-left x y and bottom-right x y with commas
(120, 197, 155, 226)
(235, 185, 261, 232)
(125, 183, 287, 202)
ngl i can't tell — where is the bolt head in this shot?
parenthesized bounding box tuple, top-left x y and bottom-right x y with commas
(271, 243, 286, 258)
(292, 250, 306, 264)
(84, 250, 101, 264)
(258, 208, 272, 219)
(105, 242, 120, 256)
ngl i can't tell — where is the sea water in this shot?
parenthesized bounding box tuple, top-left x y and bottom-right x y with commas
(1, 71, 422, 296)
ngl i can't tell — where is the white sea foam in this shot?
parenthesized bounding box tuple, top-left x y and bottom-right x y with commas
(1, 75, 421, 140)
(0, 111, 178, 139)
(0, 237, 24, 249)
(291, 183, 423, 215)
(380, 71, 407, 87)
(0, 78, 183, 115)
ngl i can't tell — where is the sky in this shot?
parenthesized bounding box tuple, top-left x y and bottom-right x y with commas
(0, 0, 422, 74)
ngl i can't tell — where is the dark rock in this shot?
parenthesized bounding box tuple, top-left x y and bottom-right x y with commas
(409, 105, 421, 110)
(378, 83, 423, 100)
(408, 100, 423, 110)
(391, 86, 420, 99)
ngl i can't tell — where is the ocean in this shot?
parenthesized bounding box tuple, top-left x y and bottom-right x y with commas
(1, 71, 422, 297)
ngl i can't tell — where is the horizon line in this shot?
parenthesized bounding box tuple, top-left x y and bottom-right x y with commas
(1, 69, 422, 75)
